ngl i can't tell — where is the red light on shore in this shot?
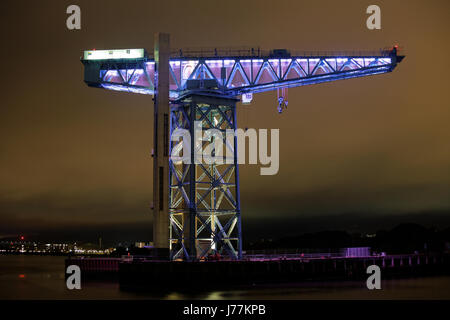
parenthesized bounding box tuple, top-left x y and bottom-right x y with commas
(20, 236, 24, 240)
(19, 274, 26, 279)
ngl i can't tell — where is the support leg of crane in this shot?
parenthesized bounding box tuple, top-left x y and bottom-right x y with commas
(152, 33, 170, 259)
(169, 93, 242, 261)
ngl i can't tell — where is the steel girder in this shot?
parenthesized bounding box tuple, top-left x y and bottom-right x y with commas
(82, 54, 400, 99)
(168, 94, 242, 261)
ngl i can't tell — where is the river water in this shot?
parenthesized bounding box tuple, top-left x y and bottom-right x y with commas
(1, 255, 449, 300)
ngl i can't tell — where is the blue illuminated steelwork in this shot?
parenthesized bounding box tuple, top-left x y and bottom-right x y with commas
(169, 94, 241, 261)
(82, 48, 403, 100)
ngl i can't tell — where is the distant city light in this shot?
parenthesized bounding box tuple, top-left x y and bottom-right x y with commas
(1, 240, 112, 255)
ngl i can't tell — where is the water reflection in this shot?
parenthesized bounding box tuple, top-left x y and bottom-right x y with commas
(1, 255, 449, 299)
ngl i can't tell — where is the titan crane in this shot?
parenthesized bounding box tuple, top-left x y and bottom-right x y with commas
(81, 33, 404, 261)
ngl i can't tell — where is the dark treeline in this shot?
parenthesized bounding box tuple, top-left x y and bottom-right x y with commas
(245, 223, 450, 254)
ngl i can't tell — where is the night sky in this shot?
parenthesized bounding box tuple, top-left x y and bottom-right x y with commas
(1, 0, 449, 243)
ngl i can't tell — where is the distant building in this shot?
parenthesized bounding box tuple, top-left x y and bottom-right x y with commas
(341, 247, 371, 257)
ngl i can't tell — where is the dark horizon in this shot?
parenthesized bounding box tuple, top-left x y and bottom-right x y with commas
(2, 210, 450, 247)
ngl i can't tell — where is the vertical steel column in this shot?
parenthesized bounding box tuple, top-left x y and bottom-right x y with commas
(188, 99, 197, 260)
(232, 104, 243, 260)
(152, 33, 170, 253)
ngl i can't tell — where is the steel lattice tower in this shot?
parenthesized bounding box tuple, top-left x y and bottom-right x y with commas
(169, 93, 241, 260)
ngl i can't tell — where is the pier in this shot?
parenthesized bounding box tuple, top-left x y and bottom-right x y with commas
(66, 253, 450, 290)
